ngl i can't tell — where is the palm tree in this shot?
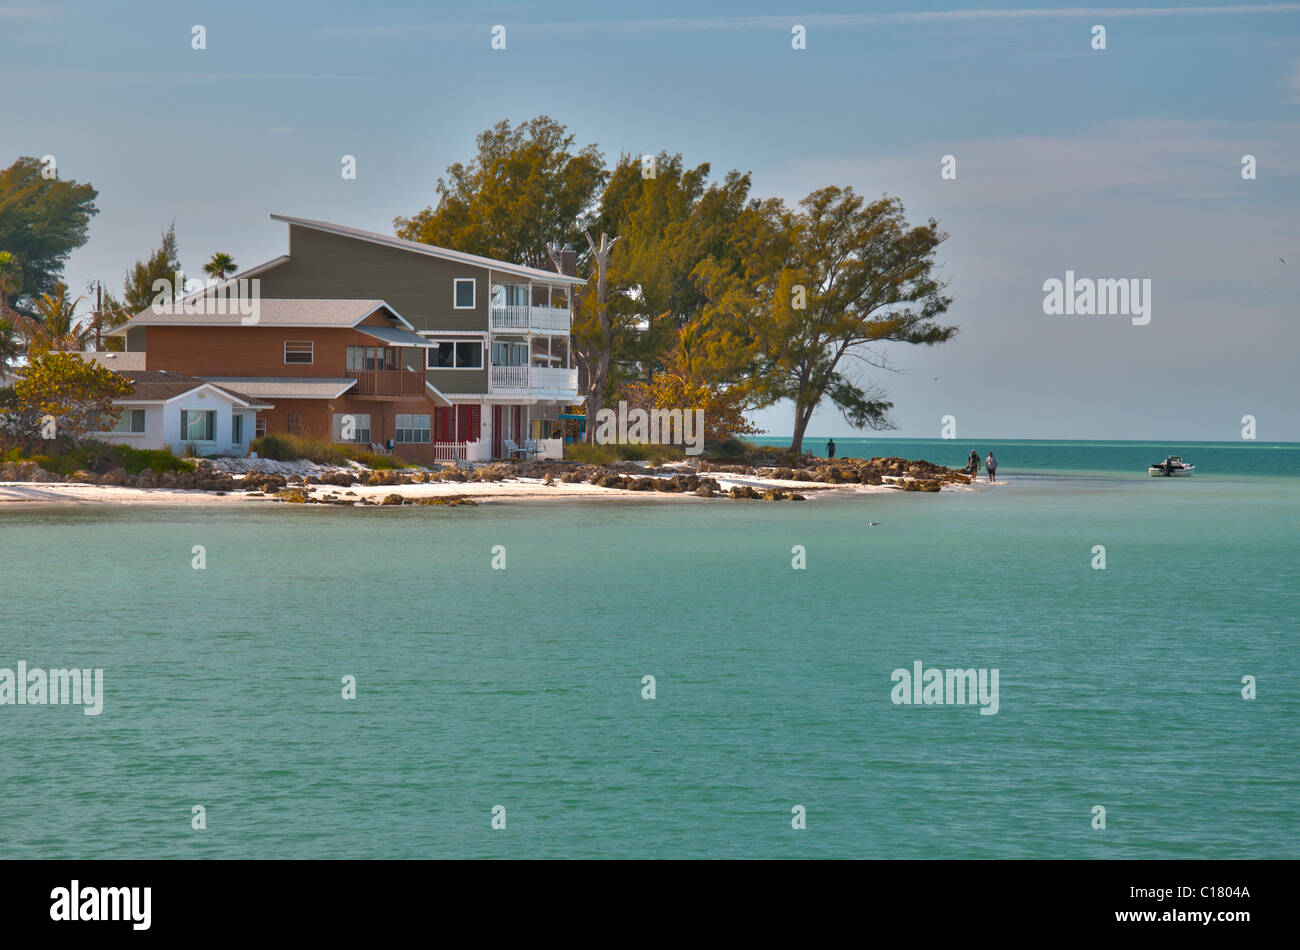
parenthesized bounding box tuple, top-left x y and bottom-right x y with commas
(203, 251, 238, 282)
(14, 282, 93, 355)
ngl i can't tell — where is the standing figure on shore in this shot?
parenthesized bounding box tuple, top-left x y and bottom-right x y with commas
(967, 449, 980, 477)
(986, 451, 997, 482)
(827, 438, 836, 459)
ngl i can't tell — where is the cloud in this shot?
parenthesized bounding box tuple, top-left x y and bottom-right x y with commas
(322, 4, 1300, 40)
(0, 4, 56, 20)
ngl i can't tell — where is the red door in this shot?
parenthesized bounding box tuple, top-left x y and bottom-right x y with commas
(492, 405, 503, 459)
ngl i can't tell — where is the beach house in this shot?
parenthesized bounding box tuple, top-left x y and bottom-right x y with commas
(87, 368, 272, 457)
(103, 214, 587, 463)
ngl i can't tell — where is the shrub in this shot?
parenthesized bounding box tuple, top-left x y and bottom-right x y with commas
(251, 434, 346, 465)
(565, 442, 685, 464)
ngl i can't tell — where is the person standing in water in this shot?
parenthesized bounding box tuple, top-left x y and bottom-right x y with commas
(967, 449, 980, 477)
(986, 451, 997, 482)
(827, 438, 836, 459)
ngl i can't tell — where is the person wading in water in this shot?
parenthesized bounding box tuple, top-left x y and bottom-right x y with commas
(826, 438, 836, 459)
(986, 451, 998, 483)
(968, 449, 980, 477)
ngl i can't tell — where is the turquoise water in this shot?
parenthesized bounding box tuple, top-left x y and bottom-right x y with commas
(796, 437, 1300, 478)
(1, 441, 1297, 858)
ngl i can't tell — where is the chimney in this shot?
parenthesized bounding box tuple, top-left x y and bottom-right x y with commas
(559, 243, 577, 277)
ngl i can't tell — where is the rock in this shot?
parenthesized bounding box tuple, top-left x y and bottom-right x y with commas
(276, 488, 309, 503)
(69, 469, 100, 484)
(0, 461, 16, 481)
(380, 493, 405, 506)
(30, 468, 57, 482)
(694, 483, 715, 497)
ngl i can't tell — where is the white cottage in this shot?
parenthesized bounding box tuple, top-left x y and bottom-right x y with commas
(93, 369, 272, 457)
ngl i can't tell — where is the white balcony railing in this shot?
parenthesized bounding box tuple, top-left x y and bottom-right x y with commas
(489, 365, 579, 393)
(490, 305, 571, 333)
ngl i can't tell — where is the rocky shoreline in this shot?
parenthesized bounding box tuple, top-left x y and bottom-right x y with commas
(0, 453, 972, 506)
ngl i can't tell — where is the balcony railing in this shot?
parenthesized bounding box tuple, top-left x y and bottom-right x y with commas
(345, 368, 426, 396)
(490, 304, 571, 333)
(489, 365, 579, 394)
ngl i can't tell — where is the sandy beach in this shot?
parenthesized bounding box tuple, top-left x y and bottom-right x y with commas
(0, 466, 989, 508)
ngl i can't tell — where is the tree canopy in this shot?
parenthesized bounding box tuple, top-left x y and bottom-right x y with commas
(394, 116, 607, 270)
(0, 157, 99, 310)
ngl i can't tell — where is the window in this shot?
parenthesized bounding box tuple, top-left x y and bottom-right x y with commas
(492, 339, 528, 366)
(232, 414, 244, 444)
(453, 278, 476, 309)
(346, 346, 397, 371)
(332, 413, 371, 443)
(426, 340, 483, 369)
(284, 341, 314, 364)
(531, 336, 570, 368)
(181, 410, 216, 442)
(395, 414, 430, 444)
(455, 341, 482, 368)
(102, 408, 145, 433)
(255, 417, 266, 438)
(287, 412, 303, 435)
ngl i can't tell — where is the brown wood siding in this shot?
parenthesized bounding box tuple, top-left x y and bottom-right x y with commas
(144, 325, 387, 376)
(255, 396, 444, 464)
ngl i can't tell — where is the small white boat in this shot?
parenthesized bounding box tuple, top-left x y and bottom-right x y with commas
(1149, 455, 1195, 477)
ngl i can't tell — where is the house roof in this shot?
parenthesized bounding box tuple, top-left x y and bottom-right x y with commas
(112, 298, 409, 332)
(356, 325, 436, 347)
(196, 377, 358, 399)
(271, 214, 588, 285)
(115, 371, 274, 409)
(79, 351, 147, 371)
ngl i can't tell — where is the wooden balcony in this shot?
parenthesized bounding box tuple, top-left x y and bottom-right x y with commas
(345, 368, 426, 397)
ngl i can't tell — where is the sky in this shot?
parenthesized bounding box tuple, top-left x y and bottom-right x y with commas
(2, 0, 1297, 441)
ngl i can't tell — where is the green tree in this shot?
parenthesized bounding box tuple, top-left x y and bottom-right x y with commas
(395, 116, 607, 269)
(698, 187, 956, 454)
(123, 223, 182, 314)
(5, 350, 132, 448)
(0, 157, 99, 310)
(12, 282, 92, 355)
(203, 251, 237, 281)
(0, 251, 20, 371)
(0, 250, 21, 312)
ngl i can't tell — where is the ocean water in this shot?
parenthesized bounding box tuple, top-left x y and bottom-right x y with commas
(1, 440, 1297, 859)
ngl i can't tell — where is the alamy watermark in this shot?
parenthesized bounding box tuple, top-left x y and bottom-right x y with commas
(1, 662, 104, 715)
(592, 401, 705, 456)
(150, 274, 261, 324)
(890, 660, 999, 715)
(1042, 270, 1151, 326)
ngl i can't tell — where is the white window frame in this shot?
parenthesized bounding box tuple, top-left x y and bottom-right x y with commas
(180, 409, 217, 443)
(453, 278, 476, 310)
(284, 340, 314, 365)
(395, 413, 431, 444)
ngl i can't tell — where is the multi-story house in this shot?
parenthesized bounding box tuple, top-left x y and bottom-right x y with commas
(106, 214, 586, 463)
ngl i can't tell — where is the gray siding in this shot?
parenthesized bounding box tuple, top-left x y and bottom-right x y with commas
(425, 368, 488, 393)
(254, 226, 491, 333)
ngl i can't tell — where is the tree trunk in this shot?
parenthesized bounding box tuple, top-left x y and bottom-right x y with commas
(790, 412, 809, 455)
